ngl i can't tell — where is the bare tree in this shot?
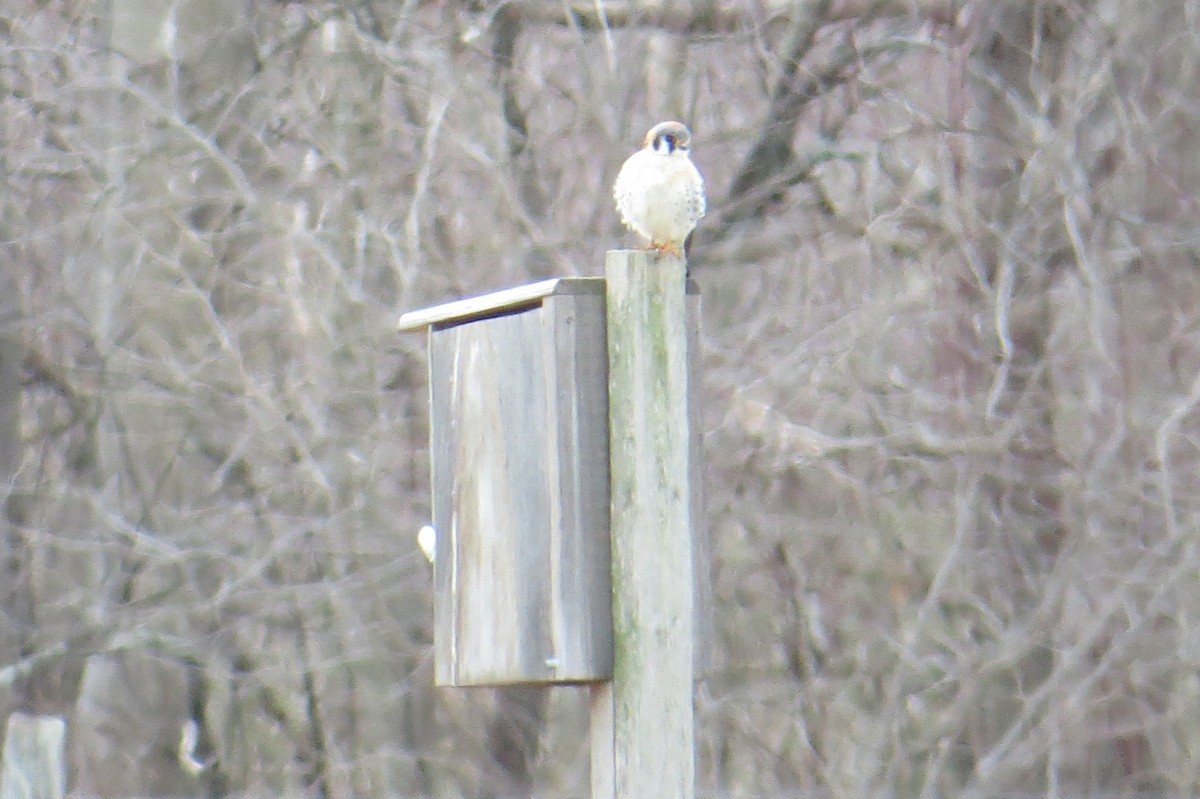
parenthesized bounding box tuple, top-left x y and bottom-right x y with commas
(3, 0, 1200, 796)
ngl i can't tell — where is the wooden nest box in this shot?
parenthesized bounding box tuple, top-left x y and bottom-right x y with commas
(399, 276, 704, 688)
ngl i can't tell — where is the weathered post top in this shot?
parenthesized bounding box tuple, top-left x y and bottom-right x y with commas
(397, 276, 704, 332)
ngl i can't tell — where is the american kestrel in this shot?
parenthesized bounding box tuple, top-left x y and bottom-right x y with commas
(613, 121, 706, 257)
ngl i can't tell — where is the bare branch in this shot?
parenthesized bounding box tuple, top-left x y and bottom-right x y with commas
(503, 0, 958, 33)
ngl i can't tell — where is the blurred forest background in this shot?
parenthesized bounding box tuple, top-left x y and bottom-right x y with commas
(3, 0, 1200, 796)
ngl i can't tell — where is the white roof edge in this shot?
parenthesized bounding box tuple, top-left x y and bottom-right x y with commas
(397, 277, 605, 332)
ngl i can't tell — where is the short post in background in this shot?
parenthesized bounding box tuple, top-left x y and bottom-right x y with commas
(0, 713, 66, 799)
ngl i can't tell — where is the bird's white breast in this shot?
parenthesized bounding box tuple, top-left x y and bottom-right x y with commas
(614, 150, 705, 246)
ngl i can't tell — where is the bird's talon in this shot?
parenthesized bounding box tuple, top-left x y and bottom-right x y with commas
(640, 242, 682, 258)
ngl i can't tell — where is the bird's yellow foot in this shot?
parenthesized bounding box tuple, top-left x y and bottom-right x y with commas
(641, 241, 683, 257)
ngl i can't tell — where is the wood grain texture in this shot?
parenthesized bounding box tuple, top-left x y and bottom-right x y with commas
(403, 273, 705, 690)
(397, 277, 603, 332)
(427, 287, 611, 686)
(597, 249, 695, 799)
(689, 286, 712, 676)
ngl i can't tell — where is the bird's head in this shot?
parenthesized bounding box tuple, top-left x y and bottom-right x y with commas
(644, 120, 693, 156)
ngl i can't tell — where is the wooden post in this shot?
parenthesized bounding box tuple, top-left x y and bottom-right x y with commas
(592, 250, 694, 799)
(0, 713, 66, 799)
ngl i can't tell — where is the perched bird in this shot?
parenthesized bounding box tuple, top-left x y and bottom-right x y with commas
(613, 121, 706, 257)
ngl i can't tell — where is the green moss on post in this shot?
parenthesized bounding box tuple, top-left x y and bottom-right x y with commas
(593, 249, 694, 799)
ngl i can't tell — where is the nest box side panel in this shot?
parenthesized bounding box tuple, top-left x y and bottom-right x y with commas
(429, 310, 552, 686)
(686, 292, 713, 675)
(544, 293, 613, 681)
